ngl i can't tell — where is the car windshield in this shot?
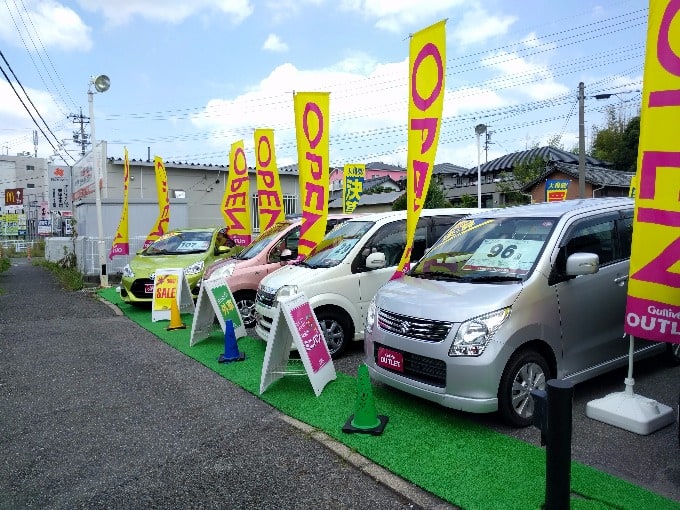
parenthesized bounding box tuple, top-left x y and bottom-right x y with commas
(144, 231, 213, 255)
(236, 222, 291, 260)
(410, 216, 557, 282)
(302, 220, 374, 268)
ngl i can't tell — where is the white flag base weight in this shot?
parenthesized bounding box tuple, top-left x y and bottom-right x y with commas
(586, 376, 675, 435)
(586, 334, 675, 435)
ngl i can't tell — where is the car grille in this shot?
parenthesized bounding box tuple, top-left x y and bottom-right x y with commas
(130, 278, 154, 299)
(374, 343, 446, 387)
(256, 288, 276, 308)
(377, 308, 452, 342)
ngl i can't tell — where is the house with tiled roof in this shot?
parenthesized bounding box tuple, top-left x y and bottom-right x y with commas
(522, 161, 633, 202)
(443, 146, 627, 207)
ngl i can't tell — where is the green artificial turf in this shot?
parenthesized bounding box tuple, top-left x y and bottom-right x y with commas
(99, 288, 680, 510)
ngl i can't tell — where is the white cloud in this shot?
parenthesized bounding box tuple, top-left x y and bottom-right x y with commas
(262, 34, 288, 53)
(0, 1, 92, 51)
(190, 55, 413, 165)
(340, 0, 466, 33)
(0, 81, 70, 157)
(482, 51, 570, 100)
(449, 5, 517, 47)
(264, 0, 324, 23)
(76, 0, 254, 26)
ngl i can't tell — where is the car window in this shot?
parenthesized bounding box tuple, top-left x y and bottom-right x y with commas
(352, 219, 406, 271)
(411, 216, 557, 281)
(304, 220, 374, 268)
(551, 213, 620, 281)
(268, 227, 301, 263)
(144, 231, 212, 255)
(615, 212, 633, 261)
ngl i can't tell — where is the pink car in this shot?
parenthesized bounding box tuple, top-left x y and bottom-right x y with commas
(202, 214, 354, 328)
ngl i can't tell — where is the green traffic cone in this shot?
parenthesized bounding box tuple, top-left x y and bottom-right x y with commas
(342, 364, 388, 435)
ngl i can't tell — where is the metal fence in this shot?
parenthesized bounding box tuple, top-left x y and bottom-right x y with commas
(45, 236, 149, 277)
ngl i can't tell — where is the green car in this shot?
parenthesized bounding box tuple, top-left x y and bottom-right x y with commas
(119, 227, 240, 305)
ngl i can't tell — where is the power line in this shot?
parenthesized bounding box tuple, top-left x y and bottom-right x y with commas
(0, 49, 76, 163)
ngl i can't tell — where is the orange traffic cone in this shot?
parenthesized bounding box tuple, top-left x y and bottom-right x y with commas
(166, 298, 186, 330)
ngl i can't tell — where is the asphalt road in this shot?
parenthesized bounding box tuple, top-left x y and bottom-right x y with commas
(0, 259, 452, 510)
(1, 259, 678, 508)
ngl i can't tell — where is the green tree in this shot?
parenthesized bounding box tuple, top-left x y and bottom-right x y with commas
(590, 105, 640, 171)
(496, 155, 545, 206)
(459, 194, 477, 207)
(392, 177, 452, 211)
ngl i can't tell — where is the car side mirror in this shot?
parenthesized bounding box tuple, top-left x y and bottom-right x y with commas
(280, 248, 293, 263)
(366, 251, 386, 269)
(566, 252, 599, 276)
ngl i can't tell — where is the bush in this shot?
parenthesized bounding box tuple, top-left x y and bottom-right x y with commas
(36, 259, 84, 291)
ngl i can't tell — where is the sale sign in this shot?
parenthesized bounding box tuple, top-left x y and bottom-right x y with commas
(289, 301, 330, 373)
(392, 19, 446, 279)
(222, 140, 253, 247)
(545, 179, 569, 202)
(294, 92, 330, 260)
(254, 129, 285, 232)
(342, 163, 366, 214)
(624, 0, 680, 344)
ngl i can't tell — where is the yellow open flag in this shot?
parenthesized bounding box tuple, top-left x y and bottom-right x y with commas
(392, 19, 446, 279)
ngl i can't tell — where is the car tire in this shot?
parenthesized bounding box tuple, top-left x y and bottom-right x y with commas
(316, 309, 352, 359)
(234, 290, 257, 329)
(498, 349, 550, 428)
(666, 343, 680, 367)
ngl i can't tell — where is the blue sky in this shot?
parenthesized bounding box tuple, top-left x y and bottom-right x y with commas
(1, 0, 646, 170)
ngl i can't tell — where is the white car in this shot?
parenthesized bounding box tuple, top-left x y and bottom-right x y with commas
(254, 208, 480, 357)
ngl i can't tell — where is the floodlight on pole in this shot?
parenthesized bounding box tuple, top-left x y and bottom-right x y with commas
(475, 124, 487, 208)
(88, 74, 110, 288)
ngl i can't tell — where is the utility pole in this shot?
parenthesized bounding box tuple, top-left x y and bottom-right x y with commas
(484, 129, 493, 163)
(68, 108, 90, 156)
(578, 82, 585, 199)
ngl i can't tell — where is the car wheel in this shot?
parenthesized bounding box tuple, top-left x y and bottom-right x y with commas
(234, 290, 257, 329)
(498, 349, 550, 428)
(316, 309, 352, 359)
(666, 343, 680, 367)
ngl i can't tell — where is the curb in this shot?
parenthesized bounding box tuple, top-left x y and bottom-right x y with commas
(279, 414, 458, 510)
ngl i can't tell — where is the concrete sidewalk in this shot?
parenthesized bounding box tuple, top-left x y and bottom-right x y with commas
(0, 259, 453, 509)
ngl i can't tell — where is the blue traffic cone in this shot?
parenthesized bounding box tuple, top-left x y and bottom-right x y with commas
(342, 364, 388, 435)
(218, 319, 245, 363)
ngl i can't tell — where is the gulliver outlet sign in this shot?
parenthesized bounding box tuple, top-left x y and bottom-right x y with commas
(624, 0, 680, 344)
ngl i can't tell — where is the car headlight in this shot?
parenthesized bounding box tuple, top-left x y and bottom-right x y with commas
(274, 284, 299, 305)
(449, 307, 511, 357)
(366, 297, 377, 334)
(122, 264, 134, 278)
(209, 262, 236, 280)
(184, 260, 205, 276)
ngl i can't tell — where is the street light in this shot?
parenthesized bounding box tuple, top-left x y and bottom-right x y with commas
(88, 74, 110, 288)
(475, 123, 487, 208)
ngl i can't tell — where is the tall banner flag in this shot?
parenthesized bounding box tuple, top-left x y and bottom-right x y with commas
(392, 19, 446, 279)
(143, 156, 170, 249)
(255, 129, 285, 232)
(342, 163, 366, 213)
(109, 147, 130, 259)
(294, 92, 330, 259)
(222, 140, 252, 247)
(624, 0, 680, 345)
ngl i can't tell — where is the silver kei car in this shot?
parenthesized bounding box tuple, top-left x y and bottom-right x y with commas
(365, 197, 680, 427)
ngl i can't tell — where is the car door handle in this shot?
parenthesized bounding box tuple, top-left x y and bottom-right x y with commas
(614, 275, 628, 285)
